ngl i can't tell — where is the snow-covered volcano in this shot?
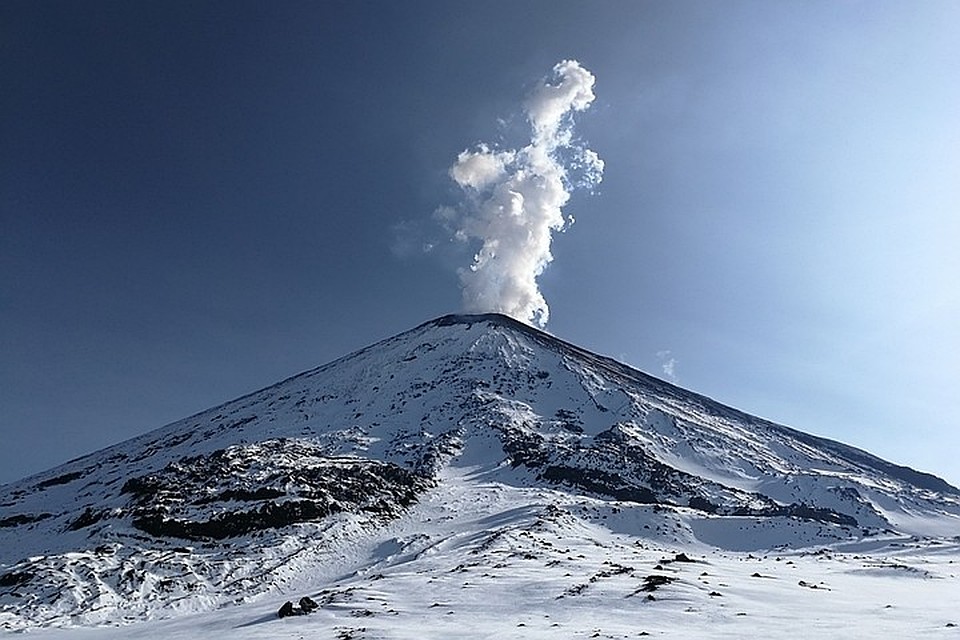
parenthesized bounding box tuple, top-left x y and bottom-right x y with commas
(2, 313, 958, 633)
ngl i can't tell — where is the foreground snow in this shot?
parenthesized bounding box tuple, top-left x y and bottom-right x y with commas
(13, 467, 960, 639)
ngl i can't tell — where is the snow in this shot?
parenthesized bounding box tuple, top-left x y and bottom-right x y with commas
(12, 468, 960, 639)
(2, 313, 959, 637)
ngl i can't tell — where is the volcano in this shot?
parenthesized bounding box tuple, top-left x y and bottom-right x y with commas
(2, 313, 958, 635)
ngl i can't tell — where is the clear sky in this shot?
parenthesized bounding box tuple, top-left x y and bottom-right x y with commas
(2, 1, 958, 486)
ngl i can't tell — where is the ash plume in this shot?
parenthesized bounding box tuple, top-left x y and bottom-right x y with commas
(441, 60, 603, 327)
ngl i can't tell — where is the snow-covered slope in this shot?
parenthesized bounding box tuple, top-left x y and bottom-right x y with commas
(2, 313, 958, 631)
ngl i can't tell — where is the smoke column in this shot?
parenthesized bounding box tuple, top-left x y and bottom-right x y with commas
(443, 60, 603, 328)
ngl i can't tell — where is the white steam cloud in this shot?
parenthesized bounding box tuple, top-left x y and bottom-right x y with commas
(656, 350, 679, 384)
(443, 60, 603, 327)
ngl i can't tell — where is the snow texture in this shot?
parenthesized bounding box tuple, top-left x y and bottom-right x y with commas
(1, 313, 958, 636)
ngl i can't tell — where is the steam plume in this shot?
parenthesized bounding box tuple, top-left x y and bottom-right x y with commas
(657, 350, 680, 384)
(443, 60, 603, 327)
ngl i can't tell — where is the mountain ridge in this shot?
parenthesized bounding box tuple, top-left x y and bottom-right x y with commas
(430, 314, 958, 496)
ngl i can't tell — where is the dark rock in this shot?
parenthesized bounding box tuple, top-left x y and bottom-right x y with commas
(0, 571, 32, 588)
(0, 513, 53, 528)
(67, 507, 107, 531)
(637, 574, 676, 592)
(194, 487, 285, 505)
(299, 596, 319, 613)
(688, 496, 719, 513)
(123, 441, 433, 541)
(35, 471, 83, 490)
(539, 465, 657, 503)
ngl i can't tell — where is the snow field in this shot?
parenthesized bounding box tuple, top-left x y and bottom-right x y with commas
(14, 467, 960, 639)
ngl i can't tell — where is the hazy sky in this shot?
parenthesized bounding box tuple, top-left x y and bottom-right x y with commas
(2, 1, 958, 486)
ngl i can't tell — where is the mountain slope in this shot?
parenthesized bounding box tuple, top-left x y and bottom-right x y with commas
(1, 313, 958, 630)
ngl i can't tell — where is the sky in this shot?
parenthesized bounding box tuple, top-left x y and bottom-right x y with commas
(2, 1, 958, 487)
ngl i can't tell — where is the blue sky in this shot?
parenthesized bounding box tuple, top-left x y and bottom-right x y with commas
(2, 1, 958, 486)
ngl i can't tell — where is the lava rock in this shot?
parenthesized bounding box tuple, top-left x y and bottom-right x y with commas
(299, 596, 319, 613)
(277, 601, 299, 618)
